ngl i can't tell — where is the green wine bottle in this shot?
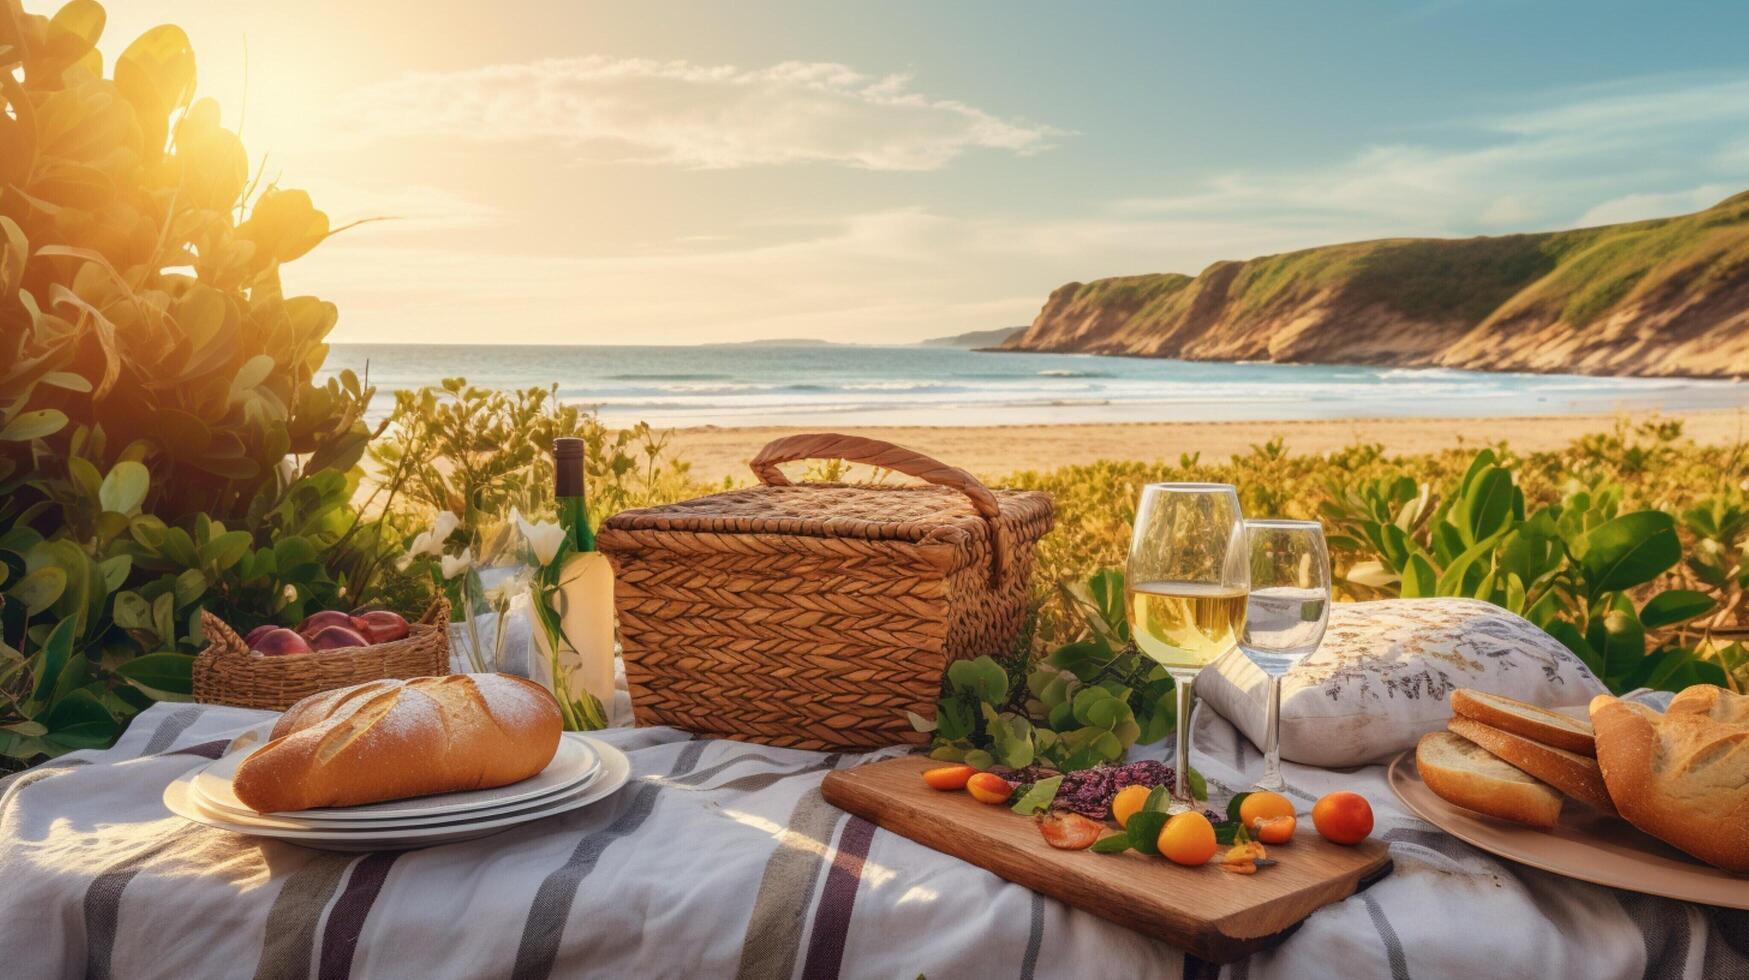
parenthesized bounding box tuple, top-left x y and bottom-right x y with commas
(553, 437, 595, 553)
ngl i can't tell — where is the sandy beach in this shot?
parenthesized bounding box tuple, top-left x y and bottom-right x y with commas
(666, 408, 1749, 483)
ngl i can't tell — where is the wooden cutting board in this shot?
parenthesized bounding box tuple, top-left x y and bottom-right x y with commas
(821, 756, 1392, 964)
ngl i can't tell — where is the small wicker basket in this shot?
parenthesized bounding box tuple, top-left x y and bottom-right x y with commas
(193, 598, 451, 711)
(599, 433, 1054, 751)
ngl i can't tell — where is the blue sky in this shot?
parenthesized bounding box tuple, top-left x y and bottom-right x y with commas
(103, 0, 1749, 343)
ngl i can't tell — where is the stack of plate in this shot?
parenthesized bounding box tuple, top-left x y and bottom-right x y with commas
(164, 732, 630, 851)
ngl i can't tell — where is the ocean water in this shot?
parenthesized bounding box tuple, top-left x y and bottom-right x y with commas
(321, 344, 1749, 428)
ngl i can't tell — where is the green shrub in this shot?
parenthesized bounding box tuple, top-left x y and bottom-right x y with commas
(1000, 421, 1747, 694)
(1, 1, 406, 768)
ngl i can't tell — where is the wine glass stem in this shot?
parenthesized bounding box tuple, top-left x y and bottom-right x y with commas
(1170, 670, 1195, 813)
(1259, 674, 1284, 792)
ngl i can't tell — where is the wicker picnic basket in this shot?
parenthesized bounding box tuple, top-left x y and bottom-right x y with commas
(192, 598, 451, 711)
(598, 433, 1055, 751)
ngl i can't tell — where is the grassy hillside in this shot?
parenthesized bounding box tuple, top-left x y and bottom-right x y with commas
(1003, 191, 1749, 376)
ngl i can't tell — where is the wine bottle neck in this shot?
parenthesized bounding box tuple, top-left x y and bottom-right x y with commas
(553, 438, 594, 552)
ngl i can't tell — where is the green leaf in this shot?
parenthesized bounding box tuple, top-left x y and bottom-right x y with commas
(1188, 766, 1208, 801)
(39, 371, 93, 393)
(112, 590, 153, 631)
(1143, 785, 1170, 814)
(1581, 512, 1680, 597)
(0, 409, 68, 441)
(98, 460, 150, 514)
(97, 555, 131, 593)
(1010, 775, 1062, 815)
(905, 710, 937, 734)
(32, 618, 78, 704)
(171, 569, 207, 610)
(1126, 810, 1169, 855)
(9, 566, 67, 613)
(113, 652, 195, 699)
(1401, 553, 1438, 599)
(1226, 791, 1253, 823)
(1091, 834, 1133, 854)
(200, 530, 252, 572)
(1638, 590, 1718, 629)
(1589, 610, 1646, 684)
(41, 689, 119, 750)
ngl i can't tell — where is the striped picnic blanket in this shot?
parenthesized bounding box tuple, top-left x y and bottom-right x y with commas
(2, 699, 1744, 979)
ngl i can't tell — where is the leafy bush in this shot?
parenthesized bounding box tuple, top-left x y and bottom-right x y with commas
(1001, 421, 1747, 694)
(1, 1, 405, 768)
(1322, 449, 1729, 692)
(914, 570, 1177, 771)
(366, 380, 709, 544)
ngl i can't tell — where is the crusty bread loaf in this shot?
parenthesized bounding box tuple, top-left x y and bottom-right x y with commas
(1447, 716, 1616, 815)
(1591, 687, 1749, 873)
(232, 674, 563, 813)
(1451, 688, 1595, 755)
(1416, 731, 1563, 828)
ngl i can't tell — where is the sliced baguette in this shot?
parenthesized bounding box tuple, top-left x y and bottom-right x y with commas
(1447, 716, 1616, 816)
(1451, 688, 1596, 755)
(1416, 731, 1563, 829)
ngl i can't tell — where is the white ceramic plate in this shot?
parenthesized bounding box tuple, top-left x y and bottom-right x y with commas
(192, 733, 598, 821)
(165, 736, 630, 851)
(1388, 749, 1748, 909)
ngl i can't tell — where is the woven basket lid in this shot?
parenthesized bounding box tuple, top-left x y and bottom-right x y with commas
(599, 434, 1054, 578)
(601, 482, 1051, 545)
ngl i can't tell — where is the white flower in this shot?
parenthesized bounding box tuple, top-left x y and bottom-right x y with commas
(441, 548, 473, 580)
(484, 568, 535, 609)
(402, 511, 463, 568)
(512, 507, 567, 566)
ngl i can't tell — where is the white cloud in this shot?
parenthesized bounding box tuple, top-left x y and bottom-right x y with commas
(335, 56, 1060, 171)
(1575, 184, 1741, 227)
(1116, 74, 1749, 237)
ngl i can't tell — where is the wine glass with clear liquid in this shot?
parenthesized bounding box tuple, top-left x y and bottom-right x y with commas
(1126, 483, 1249, 813)
(1240, 519, 1331, 792)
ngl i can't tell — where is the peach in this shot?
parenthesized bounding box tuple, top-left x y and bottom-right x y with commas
(965, 772, 1013, 805)
(253, 628, 311, 656)
(921, 765, 976, 791)
(243, 624, 277, 648)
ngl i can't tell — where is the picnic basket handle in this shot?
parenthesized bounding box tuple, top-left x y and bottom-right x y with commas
(750, 433, 1008, 581)
(750, 433, 1001, 518)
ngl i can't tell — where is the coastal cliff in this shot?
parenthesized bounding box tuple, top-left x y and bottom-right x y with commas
(1001, 192, 1749, 377)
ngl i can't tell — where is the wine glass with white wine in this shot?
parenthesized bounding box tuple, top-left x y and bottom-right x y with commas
(1239, 519, 1330, 792)
(1126, 483, 1249, 813)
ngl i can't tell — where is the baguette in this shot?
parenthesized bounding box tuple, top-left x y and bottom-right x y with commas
(1447, 716, 1616, 816)
(1416, 731, 1563, 829)
(232, 674, 563, 813)
(1591, 688, 1749, 873)
(1450, 688, 1596, 755)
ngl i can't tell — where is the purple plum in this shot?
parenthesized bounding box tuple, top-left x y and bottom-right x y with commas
(308, 625, 370, 650)
(297, 609, 354, 637)
(350, 610, 409, 644)
(253, 628, 312, 656)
